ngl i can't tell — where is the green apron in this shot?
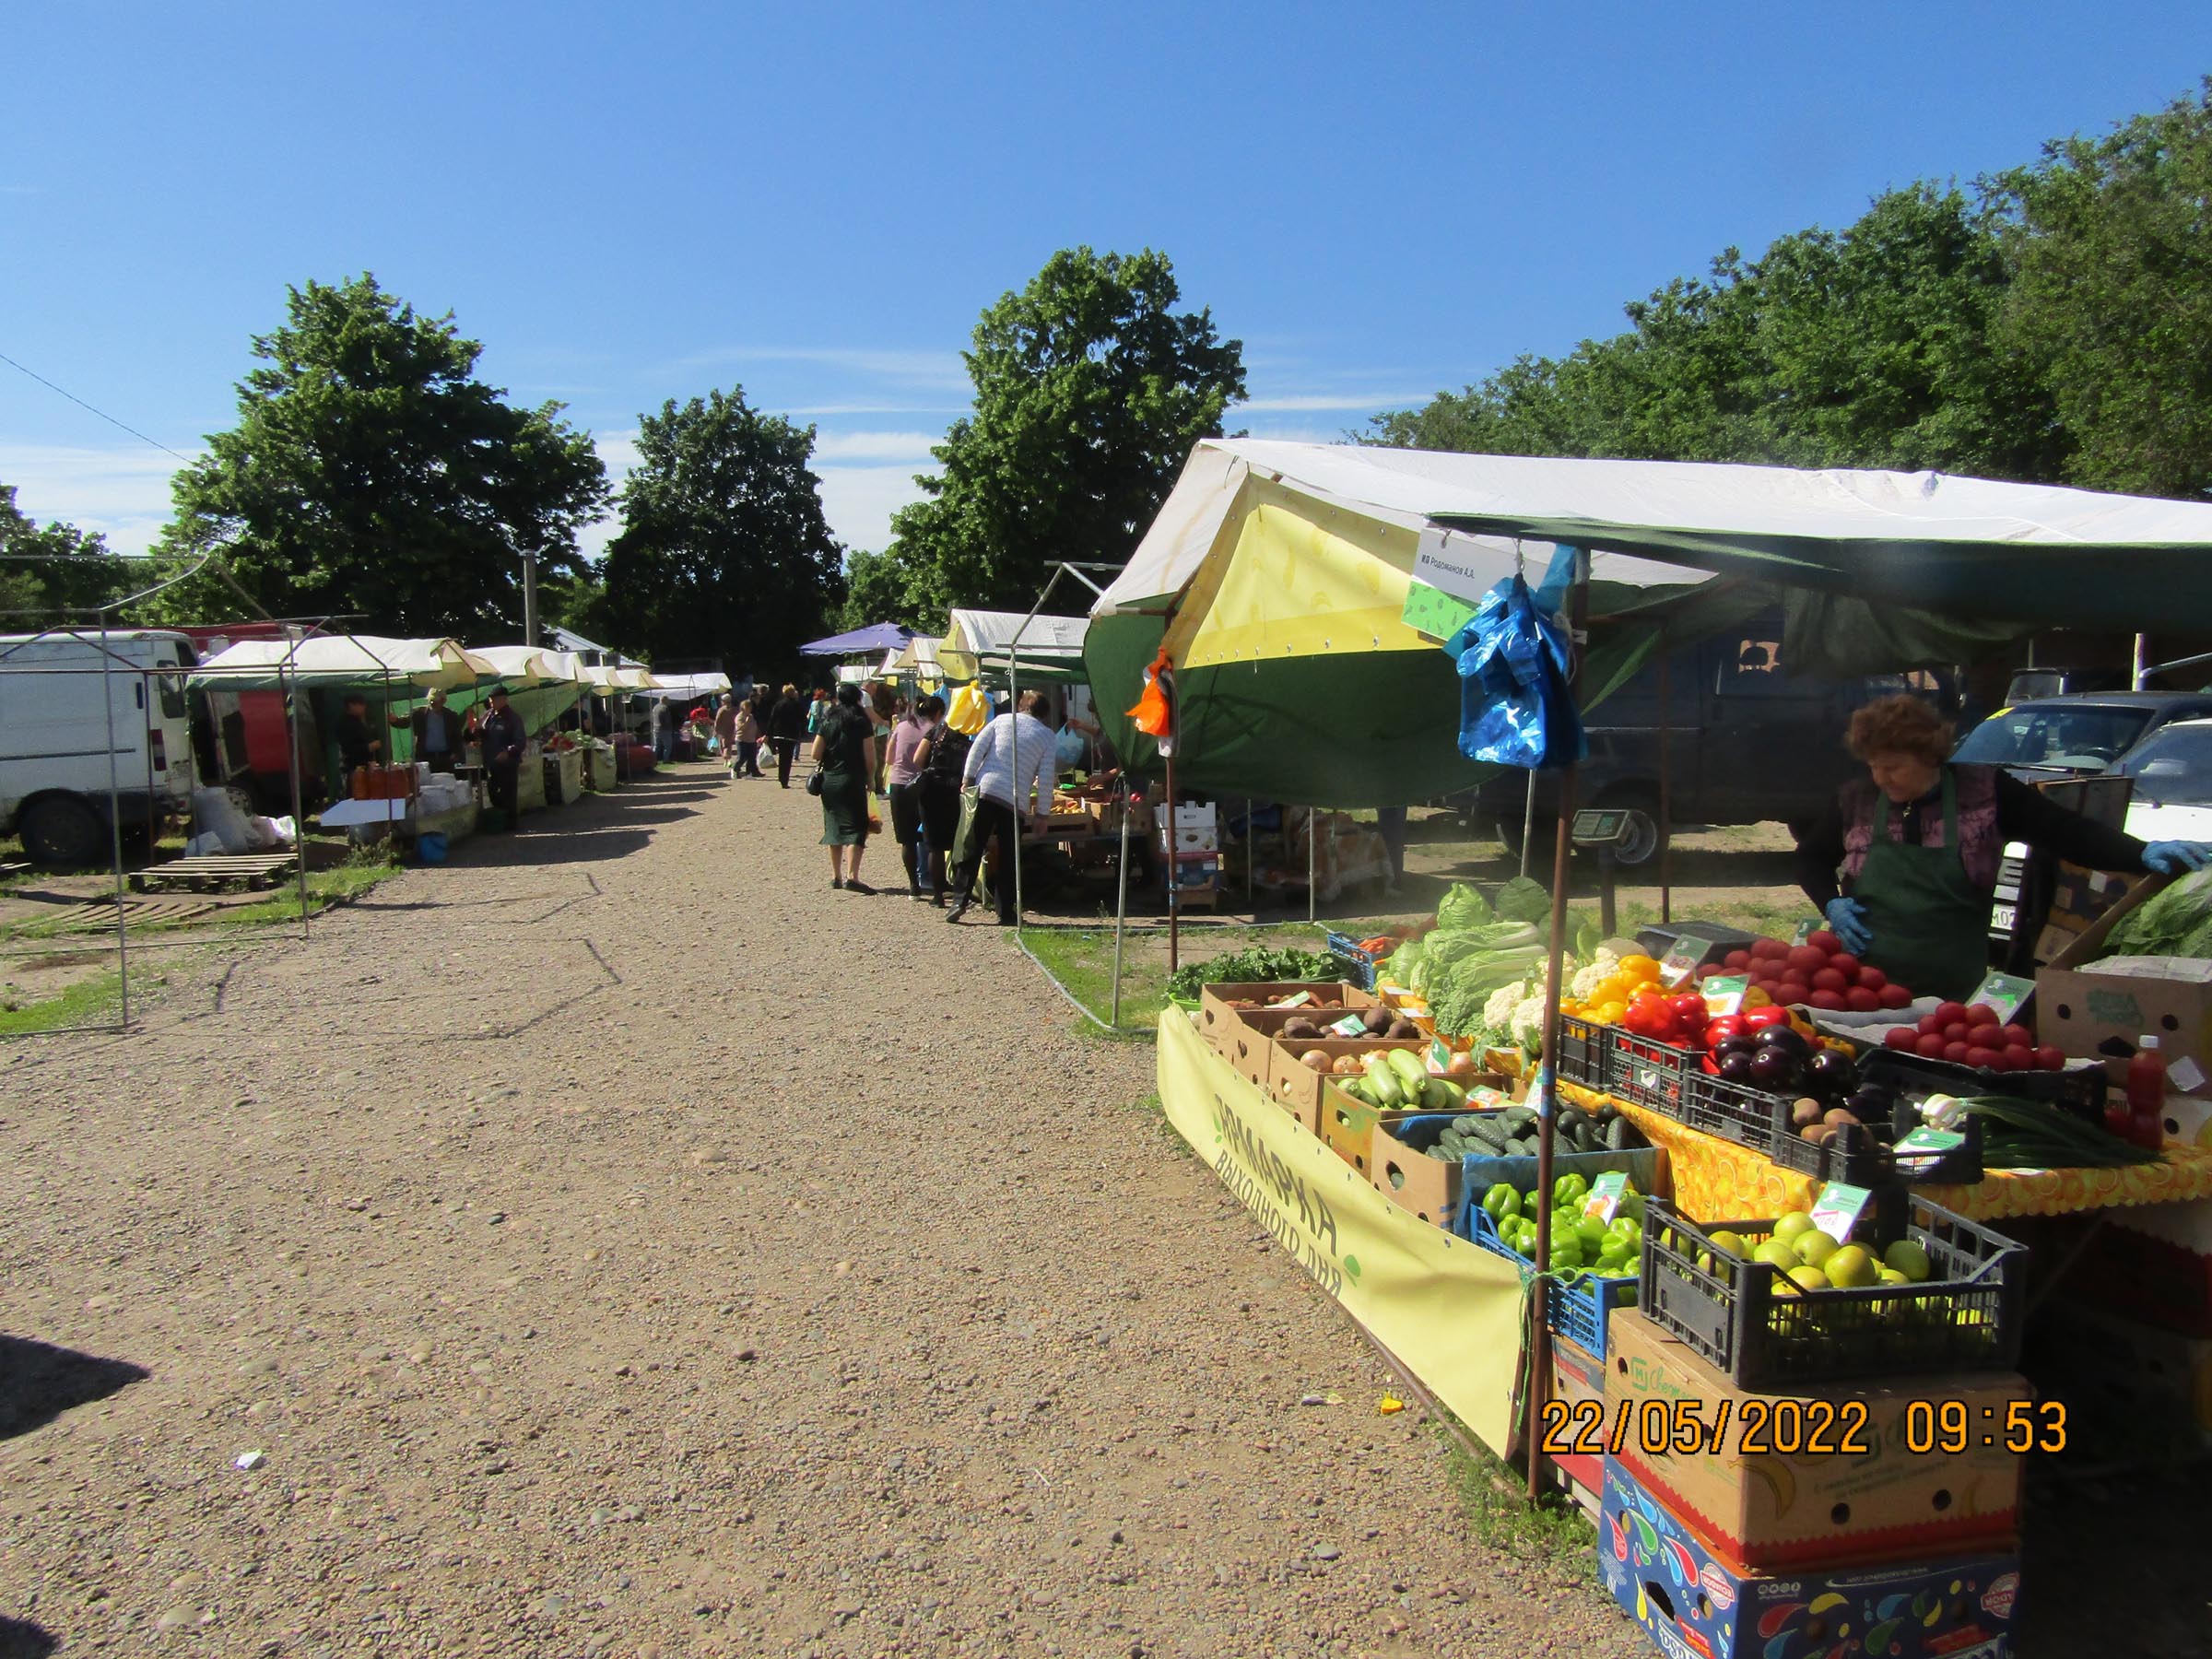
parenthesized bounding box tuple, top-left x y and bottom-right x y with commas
(1853, 771, 1990, 1001)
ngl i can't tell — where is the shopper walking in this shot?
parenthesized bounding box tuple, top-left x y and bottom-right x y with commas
(883, 700, 933, 900)
(713, 694, 739, 775)
(735, 694, 766, 778)
(947, 690, 1056, 926)
(811, 682, 877, 892)
(913, 694, 967, 906)
(767, 683, 806, 787)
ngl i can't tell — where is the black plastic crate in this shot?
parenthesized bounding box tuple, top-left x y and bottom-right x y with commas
(1554, 1012, 1610, 1090)
(1768, 1096, 1985, 1187)
(1606, 1028, 1700, 1112)
(1638, 1195, 2026, 1389)
(1857, 1046, 2107, 1125)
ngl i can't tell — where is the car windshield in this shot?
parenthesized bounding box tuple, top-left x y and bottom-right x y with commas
(2108, 726, 2212, 806)
(1953, 704, 2153, 771)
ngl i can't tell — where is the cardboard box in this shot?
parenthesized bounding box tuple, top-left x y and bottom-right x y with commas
(1320, 1071, 1518, 1172)
(1169, 802, 1217, 830)
(2036, 952, 2212, 1095)
(1195, 982, 1375, 1049)
(1157, 825, 1220, 854)
(1370, 1112, 1463, 1225)
(1599, 1457, 2020, 1659)
(1267, 1041, 1429, 1136)
(1603, 1309, 2025, 1571)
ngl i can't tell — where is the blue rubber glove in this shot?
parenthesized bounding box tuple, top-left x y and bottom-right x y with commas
(2145, 841, 2212, 876)
(1823, 896, 1873, 954)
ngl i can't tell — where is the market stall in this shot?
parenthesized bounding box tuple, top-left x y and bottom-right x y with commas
(1125, 441, 2212, 1659)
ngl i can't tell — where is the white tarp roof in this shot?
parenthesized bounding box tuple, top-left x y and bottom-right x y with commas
(640, 671, 727, 699)
(189, 633, 498, 691)
(469, 645, 586, 685)
(941, 609, 1089, 678)
(1095, 438, 2212, 619)
(882, 636, 945, 677)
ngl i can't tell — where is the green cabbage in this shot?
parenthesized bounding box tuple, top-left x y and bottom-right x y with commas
(1437, 881, 1492, 932)
(1493, 877, 1551, 926)
(2105, 870, 2212, 959)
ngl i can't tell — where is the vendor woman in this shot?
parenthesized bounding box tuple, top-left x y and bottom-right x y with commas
(1794, 694, 2212, 999)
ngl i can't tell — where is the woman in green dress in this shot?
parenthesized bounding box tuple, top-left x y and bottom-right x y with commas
(810, 682, 879, 892)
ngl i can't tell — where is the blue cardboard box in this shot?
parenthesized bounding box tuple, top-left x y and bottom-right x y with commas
(1599, 1458, 2020, 1659)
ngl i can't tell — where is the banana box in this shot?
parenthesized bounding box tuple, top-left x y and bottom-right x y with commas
(1600, 1457, 2021, 1659)
(1604, 1310, 2025, 1571)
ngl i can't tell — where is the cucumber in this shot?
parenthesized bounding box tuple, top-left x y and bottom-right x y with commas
(1605, 1117, 1632, 1151)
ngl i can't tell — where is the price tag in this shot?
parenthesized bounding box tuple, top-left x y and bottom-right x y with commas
(1426, 1038, 1455, 1077)
(1701, 974, 1749, 1017)
(1466, 1083, 1512, 1110)
(1658, 935, 1712, 988)
(1582, 1171, 1629, 1223)
(1895, 1126, 1964, 1154)
(2171, 1055, 2207, 1094)
(1809, 1181, 1873, 1243)
(1967, 971, 2036, 1025)
(1329, 1014, 1369, 1038)
(1267, 991, 1315, 1009)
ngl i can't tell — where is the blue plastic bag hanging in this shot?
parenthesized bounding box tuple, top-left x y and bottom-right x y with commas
(1445, 573, 1586, 770)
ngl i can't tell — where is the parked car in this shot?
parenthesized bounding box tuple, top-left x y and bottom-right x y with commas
(0, 629, 199, 868)
(1956, 694, 2212, 951)
(1466, 614, 1956, 865)
(2105, 717, 2212, 845)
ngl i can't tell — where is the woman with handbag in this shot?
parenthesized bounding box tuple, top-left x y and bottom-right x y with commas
(809, 682, 878, 892)
(913, 693, 971, 907)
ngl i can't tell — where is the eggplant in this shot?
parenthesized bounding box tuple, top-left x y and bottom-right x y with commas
(1755, 1026, 1811, 1061)
(1718, 1050, 1758, 1084)
(1715, 1034, 1759, 1062)
(1805, 1049, 1856, 1090)
(1749, 1049, 1802, 1090)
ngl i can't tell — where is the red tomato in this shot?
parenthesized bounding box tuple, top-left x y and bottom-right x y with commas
(1998, 1024, 2035, 1050)
(1695, 961, 1720, 982)
(1943, 1022, 1973, 1045)
(1965, 1004, 2001, 1028)
(1934, 1000, 1971, 1028)
(1808, 990, 1847, 1011)
(1672, 992, 1708, 1019)
(2034, 1044, 2066, 1071)
(1964, 1045, 2000, 1070)
(1776, 981, 1812, 1006)
(1855, 964, 1886, 991)
(1810, 968, 1848, 993)
(1987, 1048, 2025, 1073)
(1916, 1032, 1952, 1058)
(1845, 987, 1881, 1013)
(1724, 949, 1752, 971)
(1943, 1041, 1973, 1064)
(1828, 952, 1861, 976)
(1806, 930, 1842, 953)
(1878, 983, 1913, 1009)
(1786, 946, 1828, 975)
(1917, 1014, 1947, 1037)
(1885, 1025, 1921, 1050)
(1751, 937, 1790, 961)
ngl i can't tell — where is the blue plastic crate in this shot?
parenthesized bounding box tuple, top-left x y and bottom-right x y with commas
(1324, 931, 1381, 991)
(1466, 1203, 1640, 1359)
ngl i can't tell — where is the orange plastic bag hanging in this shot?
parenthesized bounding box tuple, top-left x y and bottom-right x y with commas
(1126, 647, 1174, 738)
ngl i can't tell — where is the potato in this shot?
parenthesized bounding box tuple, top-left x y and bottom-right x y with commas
(1791, 1097, 1825, 1130)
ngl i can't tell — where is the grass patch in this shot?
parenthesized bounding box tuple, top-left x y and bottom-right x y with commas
(0, 970, 129, 1035)
(1015, 920, 1335, 1036)
(192, 849, 399, 928)
(1430, 1415, 1595, 1566)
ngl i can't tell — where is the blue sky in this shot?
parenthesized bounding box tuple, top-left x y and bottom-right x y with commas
(4, 3, 2206, 564)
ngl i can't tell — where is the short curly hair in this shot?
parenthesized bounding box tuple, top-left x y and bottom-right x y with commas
(1846, 694, 1953, 767)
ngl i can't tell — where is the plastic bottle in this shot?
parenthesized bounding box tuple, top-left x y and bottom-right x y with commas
(2126, 1035, 2168, 1151)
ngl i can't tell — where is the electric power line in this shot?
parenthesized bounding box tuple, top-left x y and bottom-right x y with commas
(0, 348, 196, 465)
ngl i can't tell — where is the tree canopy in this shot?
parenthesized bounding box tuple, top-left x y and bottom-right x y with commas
(0, 483, 126, 622)
(156, 274, 608, 637)
(858, 248, 1246, 625)
(593, 389, 845, 677)
(1369, 80, 2212, 500)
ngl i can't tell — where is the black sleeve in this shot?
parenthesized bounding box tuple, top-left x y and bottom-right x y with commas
(1794, 792, 1848, 912)
(1994, 771, 2150, 874)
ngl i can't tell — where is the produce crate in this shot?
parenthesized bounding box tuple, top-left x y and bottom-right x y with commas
(1554, 1011, 1610, 1090)
(1268, 1038, 1432, 1135)
(1324, 931, 1383, 991)
(1857, 1046, 2107, 1125)
(1321, 1074, 1517, 1173)
(1370, 1113, 1463, 1224)
(1467, 1205, 1640, 1359)
(1604, 1026, 1699, 1110)
(1639, 1195, 2027, 1389)
(1666, 1065, 1983, 1187)
(1194, 981, 1370, 1041)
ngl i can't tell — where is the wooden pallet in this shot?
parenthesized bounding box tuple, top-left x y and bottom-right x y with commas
(130, 853, 297, 893)
(54, 897, 218, 932)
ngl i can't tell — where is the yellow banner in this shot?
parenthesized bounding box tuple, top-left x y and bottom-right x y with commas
(1156, 1010, 1524, 1454)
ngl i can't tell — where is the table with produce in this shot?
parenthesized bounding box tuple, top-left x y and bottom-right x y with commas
(1171, 866, 2212, 1659)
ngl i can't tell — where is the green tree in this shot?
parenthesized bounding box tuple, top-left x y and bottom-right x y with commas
(157, 274, 607, 637)
(595, 389, 846, 677)
(835, 546, 933, 633)
(885, 247, 1246, 613)
(0, 483, 125, 620)
(1994, 80, 2212, 499)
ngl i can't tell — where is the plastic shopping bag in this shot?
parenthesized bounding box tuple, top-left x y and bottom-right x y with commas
(947, 683, 989, 736)
(1446, 574, 1585, 771)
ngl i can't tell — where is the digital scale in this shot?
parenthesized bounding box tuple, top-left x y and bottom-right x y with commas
(1569, 808, 1636, 935)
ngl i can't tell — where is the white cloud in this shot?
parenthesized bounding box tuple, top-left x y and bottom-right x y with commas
(817, 464, 932, 555)
(0, 441, 196, 555)
(810, 429, 938, 463)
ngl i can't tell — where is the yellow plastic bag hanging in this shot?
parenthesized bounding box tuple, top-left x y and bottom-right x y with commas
(946, 682, 988, 736)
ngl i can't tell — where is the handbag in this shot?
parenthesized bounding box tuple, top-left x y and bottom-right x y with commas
(806, 769, 825, 796)
(948, 784, 982, 867)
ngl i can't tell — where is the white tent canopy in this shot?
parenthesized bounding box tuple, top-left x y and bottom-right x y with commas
(640, 671, 727, 699)
(940, 608, 1089, 678)
(468, 645, 587, 686)
(882, 636, 945, 677)
(188, 633, 498, 691)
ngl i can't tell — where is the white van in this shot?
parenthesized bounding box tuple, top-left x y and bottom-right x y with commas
(0, 630, 199, 867)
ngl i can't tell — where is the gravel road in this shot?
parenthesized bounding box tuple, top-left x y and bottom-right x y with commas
(0, 768, 1643, 1658)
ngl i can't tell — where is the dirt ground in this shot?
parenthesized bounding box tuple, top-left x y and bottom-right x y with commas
(0, 768, 1650, 1659)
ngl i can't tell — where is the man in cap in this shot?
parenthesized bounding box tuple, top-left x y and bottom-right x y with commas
(477, 684, 528, 830)
(334, 691, 382, 788)
(387, 685, 465, 774)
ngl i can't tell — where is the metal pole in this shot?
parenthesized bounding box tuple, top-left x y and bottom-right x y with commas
(523, 550, 540, 648)
(1519, 771, 1537, 880)
(1164, 743, 1179, 975)
(100, 625, 128, 1029)
(1112, 775, 1132, 1029)
(1009, 648, 1023, 935)
(1656, 642, 1673, 926)
(1308, 807, 1317, 924)
(1526, 546, 1590, 1504)
(2134, 632, 2151, 691)
(282, 653, 310, 937)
